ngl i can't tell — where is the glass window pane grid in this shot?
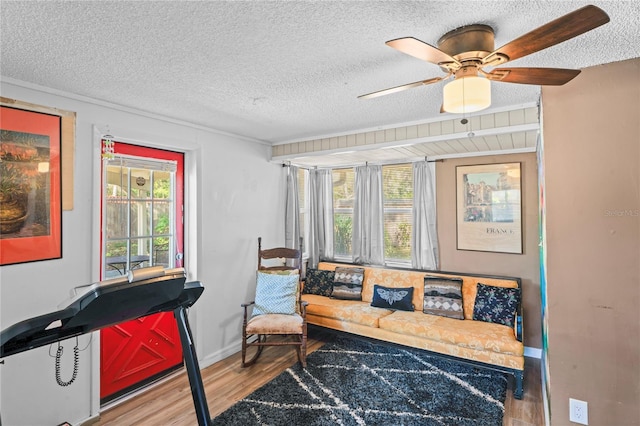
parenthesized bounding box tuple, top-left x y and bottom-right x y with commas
(104, 157, 176, 277)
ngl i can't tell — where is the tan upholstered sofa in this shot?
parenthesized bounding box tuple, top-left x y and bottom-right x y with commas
(301, 261, 525, 399)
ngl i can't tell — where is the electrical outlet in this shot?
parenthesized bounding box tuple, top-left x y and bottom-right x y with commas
(569, 398, 588, 425)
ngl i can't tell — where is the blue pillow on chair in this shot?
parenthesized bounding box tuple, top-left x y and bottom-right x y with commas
(252, 271, 299, 316)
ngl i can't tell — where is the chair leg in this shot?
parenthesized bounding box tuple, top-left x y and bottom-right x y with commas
(299, 334, 307, 368)
(241, 334, 266, 368)
(241, 331, 248, 367)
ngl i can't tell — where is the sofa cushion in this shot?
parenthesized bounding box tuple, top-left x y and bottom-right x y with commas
(378, 310, 523, 356)
(302, 294, 392, 327)
(371, 285, 414, 311)
(473, 283, 520, 327)
(423, 276, 464, 320)
(331, 267, 364, 300)
(303, 268, 334, 297)
(252, 271, 299, 316)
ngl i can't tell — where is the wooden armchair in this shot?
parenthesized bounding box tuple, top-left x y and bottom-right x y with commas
(241, 237, 307, 368)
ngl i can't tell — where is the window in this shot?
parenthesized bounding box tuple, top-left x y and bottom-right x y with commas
(382, 164, 413, 263)
(301, 163, 415, 265)
(332, 168, 355, 258)
(103, 156, 178, 278)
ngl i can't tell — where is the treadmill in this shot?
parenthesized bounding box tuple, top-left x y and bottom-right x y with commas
(0, 266, 212, 426)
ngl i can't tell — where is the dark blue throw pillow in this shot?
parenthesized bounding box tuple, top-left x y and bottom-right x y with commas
(302, 269, 334, 297)
(472, 283, 520, 327)
(371, 285, 414, 311)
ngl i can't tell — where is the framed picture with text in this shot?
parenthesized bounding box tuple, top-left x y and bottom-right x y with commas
(0, 106, 62, 265)
(456, 162, 522, 254)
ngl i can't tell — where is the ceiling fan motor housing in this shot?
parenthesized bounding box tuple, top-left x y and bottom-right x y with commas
(437, 24, 495, 62)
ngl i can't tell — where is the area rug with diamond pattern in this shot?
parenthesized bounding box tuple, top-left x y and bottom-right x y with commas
(212, 335, 508, 425)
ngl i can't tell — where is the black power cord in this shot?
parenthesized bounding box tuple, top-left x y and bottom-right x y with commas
(54, 341, 79, 387)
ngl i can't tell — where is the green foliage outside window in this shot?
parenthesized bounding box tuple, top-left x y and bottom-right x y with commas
(333, 168, 355, 257)
(384, 222, 411, 259)
(383, 164, 413, 261)
(334, 214, 352, 256)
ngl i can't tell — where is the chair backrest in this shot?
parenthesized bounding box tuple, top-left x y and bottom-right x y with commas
(257, 237, 303, 273)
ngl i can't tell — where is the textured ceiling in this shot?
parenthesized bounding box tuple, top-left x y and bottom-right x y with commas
(1, 1, 639, 149)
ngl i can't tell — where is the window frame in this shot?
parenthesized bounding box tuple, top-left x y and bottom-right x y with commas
(298, 162, 416, 266)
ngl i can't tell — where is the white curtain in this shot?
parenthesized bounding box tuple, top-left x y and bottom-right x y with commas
(285, 165, 300, 249)
(411, 161, 439, 270)
(308, 168, 334, 268)
(353, 164, 384, 265)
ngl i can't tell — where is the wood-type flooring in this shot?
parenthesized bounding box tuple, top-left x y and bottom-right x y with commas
(95, 332, 544, 426)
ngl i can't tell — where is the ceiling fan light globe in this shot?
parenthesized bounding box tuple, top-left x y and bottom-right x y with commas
(442, 76, 491, 113)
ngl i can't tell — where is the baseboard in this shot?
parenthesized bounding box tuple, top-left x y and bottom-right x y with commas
(199, 340, 242, 369)
(524, 346, 542, 359)
(78, 413, 100, 426)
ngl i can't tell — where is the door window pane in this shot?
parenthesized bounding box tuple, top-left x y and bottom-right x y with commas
(130, 201, 152, 237)
(153, 201, 171, 236)
(130, 168, 151, 199)
(153, 170, 171, 199)
(153, 237, 170, 267)
(105, 240, 127, 258)
(106, 199, 128, 239)
(130, 237, 151, 262)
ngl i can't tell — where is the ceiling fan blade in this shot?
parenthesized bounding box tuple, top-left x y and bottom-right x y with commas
(358, 77, 444, 100)
(486, 67, 581, 85)
(386, 37, 461, 69)
(483, 5, 610, 65)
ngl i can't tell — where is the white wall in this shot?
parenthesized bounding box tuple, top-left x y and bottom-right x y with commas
(0, 81, 286, 425)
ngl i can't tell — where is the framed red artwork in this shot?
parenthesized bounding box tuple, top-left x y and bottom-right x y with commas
(0, 106, 62, 265)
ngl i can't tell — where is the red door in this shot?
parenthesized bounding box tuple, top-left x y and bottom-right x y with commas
(100, 142, 184, 401)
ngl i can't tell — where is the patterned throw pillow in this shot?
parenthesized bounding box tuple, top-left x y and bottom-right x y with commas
(423, 276, 464, 320)
(472, 283, 520, 327)
(371, 285, 414, 311)
(252, 271, 299, 316)
(302, 269, 335, 297)
(331, 267, 365, 300)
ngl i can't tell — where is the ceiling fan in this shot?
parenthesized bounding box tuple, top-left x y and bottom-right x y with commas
(359, 5, 610, 113)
